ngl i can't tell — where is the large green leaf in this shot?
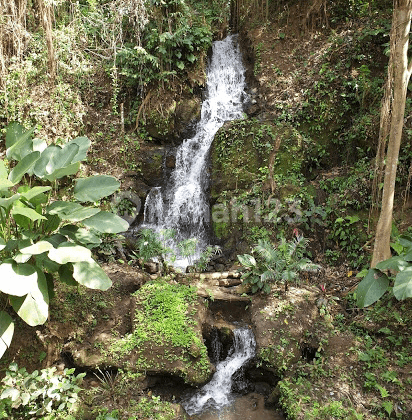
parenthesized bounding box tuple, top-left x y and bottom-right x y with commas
(10, 270, 49, 326)
(58, 264, 77, 286)
(393, 267, 412, 300)
(48, 243, 92, 264)
(44, 161, 81, 182)
(20, 241, 54, 255)
(376, 256, 409, 272)
(62, 206, 100, 222)
(0, 238, 6, 251)
(0, 312, 14, 359)
(0, 160, 8, 179)
(0, 194, 21, 210)
(356, 268, 389, 308)
(33, 145, 61, 178)
(0, 179, 14, 191)
(47, 201, 83, 217)
(11, 206, 46, 222)
(20, 186, 52, 202)
(47, 201, 99, 222)
(65, 136, 91, 162)
(73, 259, 112, 290)
(0, 262, 38, 296)
(5, 123, 35, 162)
(82, 211, 129, 233)
(8, 151, 40, 184)
(237, 254, 257, 268)
(74, 175, 120, 202)
(58, 225, 101, 248)
(48, 143, 79, 173)
(398, 234, 412, 250)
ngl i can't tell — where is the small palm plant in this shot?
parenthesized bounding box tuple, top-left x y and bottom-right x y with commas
(237, 233, 319, 293)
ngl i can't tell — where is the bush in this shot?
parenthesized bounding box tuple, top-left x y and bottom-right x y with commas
(0, 363, 85, 419)
(0, 123, 128, 358)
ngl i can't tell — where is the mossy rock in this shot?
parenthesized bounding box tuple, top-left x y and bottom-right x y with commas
(109, 280, 213, 385)
(143, 88, 201, 142)
(210, 119, 308, 199)
(140, 147, 165, 187)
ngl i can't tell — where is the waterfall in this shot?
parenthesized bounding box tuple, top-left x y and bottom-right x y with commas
(141, 34, 247, 267)
(182, 327, 256, 416)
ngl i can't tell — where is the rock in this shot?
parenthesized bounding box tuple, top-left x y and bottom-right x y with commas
(111, 190, 141, 225)
(144, 261, 158, 274)
(251, 287, 322, 375)
(140, 147, 166, 186)
(165, 154, 176, 168)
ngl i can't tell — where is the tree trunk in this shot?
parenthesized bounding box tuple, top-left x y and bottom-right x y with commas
(371, 1, 412, 267)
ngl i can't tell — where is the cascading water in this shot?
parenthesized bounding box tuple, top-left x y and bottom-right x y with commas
(141, 35, 246, 267)
(182, 327, 256, 416)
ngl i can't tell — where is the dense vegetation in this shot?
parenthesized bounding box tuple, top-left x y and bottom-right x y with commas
(1, 0, 412, 419)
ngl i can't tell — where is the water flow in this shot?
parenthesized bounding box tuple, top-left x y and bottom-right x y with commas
(182, 328, 256, 416)
(142, 35, 246, 267)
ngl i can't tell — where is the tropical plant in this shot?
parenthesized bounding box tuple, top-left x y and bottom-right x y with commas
(132, 228, 175, 272)
(194, 245, 222, 272)
(0, 123, 129, 358)
(0, 362, 85, 419)
(357, 232, 412, 307)
(237, 233, 319, 293)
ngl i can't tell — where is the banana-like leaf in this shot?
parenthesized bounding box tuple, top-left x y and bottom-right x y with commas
(0, 238, 6, 251)
(393, 267, 412, 300)
(357, 268, 389, 308)
(0, 312, 14, 358)
(73, 259, 112, 290)
(10, 270, 49, 326)
(8, 151, 40, 184)
(74, 175, 120, 202)
(0, 262, 38, 296)
(82, 211, 129, 233)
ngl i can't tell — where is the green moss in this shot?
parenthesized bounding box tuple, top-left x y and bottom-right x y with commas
(213, 221, 230, 239)
(109, 279, 211, 384)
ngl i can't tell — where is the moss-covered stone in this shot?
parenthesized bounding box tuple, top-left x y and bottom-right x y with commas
(109, 279, 213, 385)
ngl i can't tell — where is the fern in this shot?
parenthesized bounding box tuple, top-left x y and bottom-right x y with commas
(237, 235, 319, 294)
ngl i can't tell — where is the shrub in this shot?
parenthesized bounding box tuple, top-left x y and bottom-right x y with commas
(0, 123, 128, 358)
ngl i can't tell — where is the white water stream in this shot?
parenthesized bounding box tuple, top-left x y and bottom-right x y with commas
(182, 328, 256, 416)
(142, 35, 246, 268)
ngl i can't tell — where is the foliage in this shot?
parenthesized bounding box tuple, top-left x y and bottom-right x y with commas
(132, 228, 175, 271)
(327, 215, 368, 268)
(0, 362, 85, 419)
(357, 233, 412, 307)
(237, 233, 319, 293)
(193, 245, 222, 272)
(0, 123, 128, 358)
(110, 280, 211, 383)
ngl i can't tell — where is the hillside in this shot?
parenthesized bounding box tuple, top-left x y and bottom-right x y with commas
(1, 1, 412, 419)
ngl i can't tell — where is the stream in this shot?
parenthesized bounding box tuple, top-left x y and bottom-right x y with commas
(181, 327, 284, 420)
(141, 34, 247, 268)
